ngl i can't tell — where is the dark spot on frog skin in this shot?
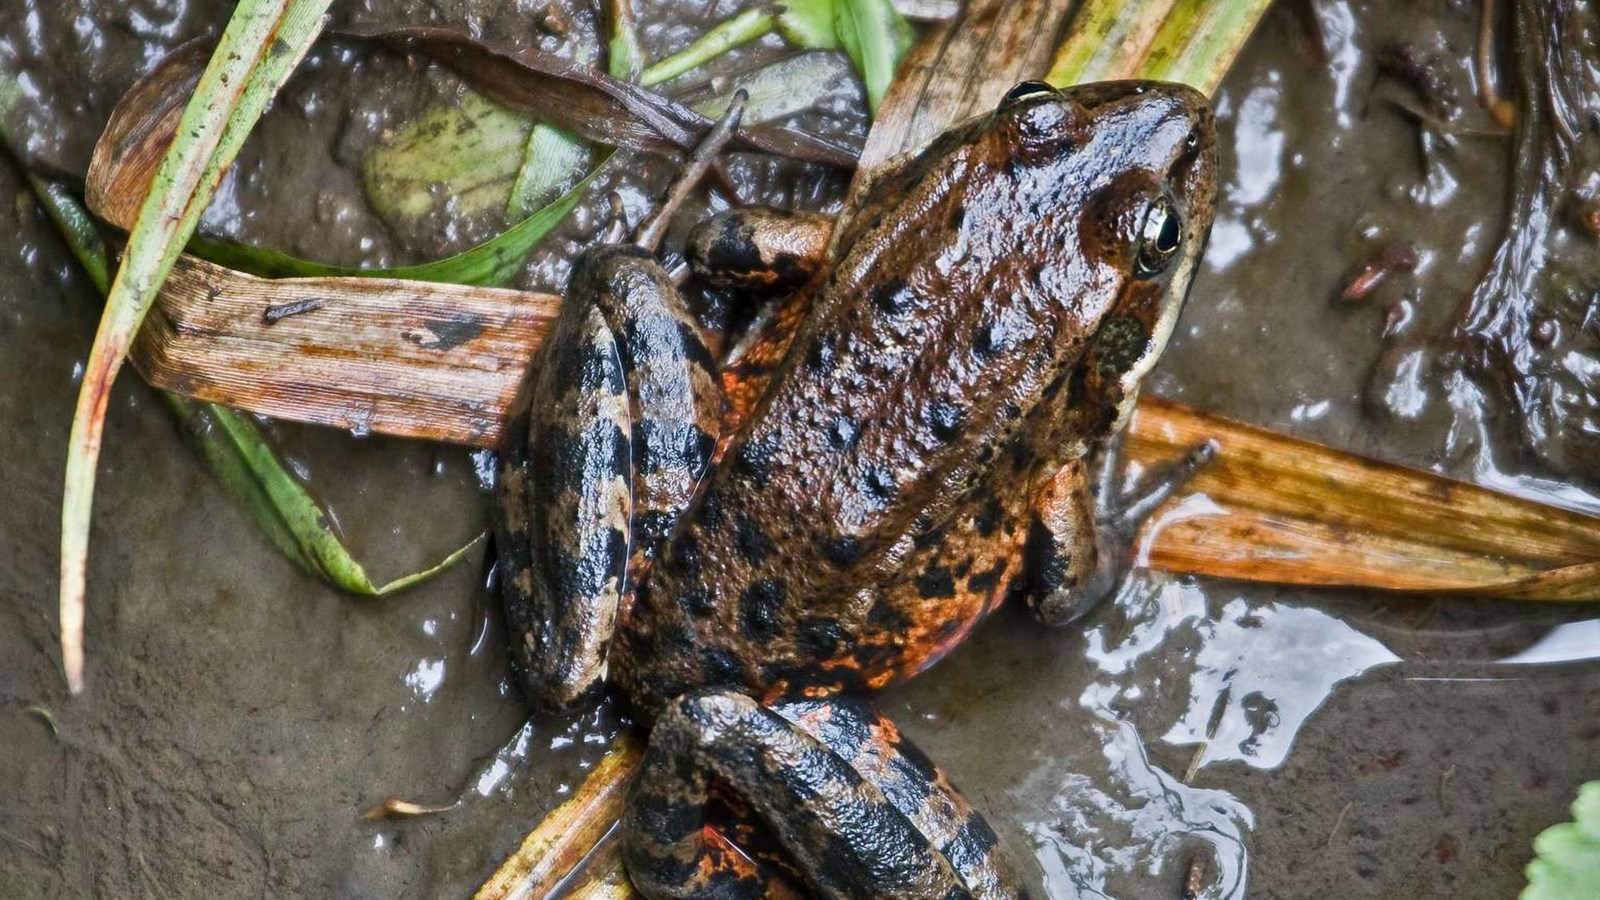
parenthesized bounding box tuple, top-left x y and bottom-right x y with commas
(912, 522, 948, 550)
(948, 203, 966, 231)
(873, 278, 915, 315)
(867, 599, 913, 631)
(916, 567, 957, 598)
(796, 617, 849, 658)
(678, 585, 716, 619)
(973, 318, 1015, 358)
(635, 510, 678, 550)
(671, 532, 702, 579)
(924, 399, 966, 443)
(967, 560, 1008, 595)
(698, 491, 727, 529)
(806, 335, 838, 374)
(675, 320, 717, 370)
(826, 535, 864, 566)
(734, 434, 779, 487)
(827, 417, 860, 450)
(734, 514, 774, 564)
(1025, 518, 1069, 594)
(699, 646, 744, 684)
(739, 579, 787, 640)
(862, 465, 899, 505)
(702, 215, 765, 273)
(974, 496, 1005, 536)
(943, 814, 1003, 877)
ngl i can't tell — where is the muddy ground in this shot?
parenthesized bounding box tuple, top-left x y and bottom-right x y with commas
(2, 1, 1598, 898)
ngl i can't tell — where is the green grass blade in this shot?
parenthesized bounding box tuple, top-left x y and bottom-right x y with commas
(190, 402, 485, 595)
(60, 0, 334, 694)
(640, 7, 777, 88)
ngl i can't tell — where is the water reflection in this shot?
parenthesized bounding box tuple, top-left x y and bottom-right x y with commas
(1498, 619, 1600, 666)
(1024, 718, 1254, 900)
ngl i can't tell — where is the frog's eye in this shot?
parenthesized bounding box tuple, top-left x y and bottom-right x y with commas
(1135, 197, 1183, 277)
(1001, 81, 1060, 109)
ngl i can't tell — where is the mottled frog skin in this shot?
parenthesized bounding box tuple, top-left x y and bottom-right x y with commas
(497, 80, 1217, 899)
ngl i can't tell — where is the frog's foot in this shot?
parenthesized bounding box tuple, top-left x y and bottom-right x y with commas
(1024, 440, 1215, 626)
(1100, 438, 1216, 539)
(634, 90, 749, 253)
(623, 691, 1028, 900)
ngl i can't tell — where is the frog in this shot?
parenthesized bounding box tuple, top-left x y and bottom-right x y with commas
(496, 78, 1218, 899)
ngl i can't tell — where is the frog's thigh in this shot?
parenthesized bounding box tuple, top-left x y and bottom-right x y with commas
(686, 206, 834, 291)
(497, 302, 631, 713)
(624, 692, 1025, 900)
(576, 245, 723, 557)
(1022, 458, 1106, 626)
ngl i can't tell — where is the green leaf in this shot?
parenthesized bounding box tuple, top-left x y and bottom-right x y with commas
(776, 0, 843, 49)
(1524, 782, 1600, 900)
(508, 124, 594, 220)
(604, 0, 646, 82)
(61, 0, 336, 694)
(833, 0, 914, 112)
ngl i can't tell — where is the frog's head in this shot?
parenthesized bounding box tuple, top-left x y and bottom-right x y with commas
(971, 79, 1218, 436)
(1001, 79, 1218, 433)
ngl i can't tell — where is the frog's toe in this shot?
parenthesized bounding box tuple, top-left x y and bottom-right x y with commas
(1102, 440, 1216, 534)
(622, 691, 1027, 900)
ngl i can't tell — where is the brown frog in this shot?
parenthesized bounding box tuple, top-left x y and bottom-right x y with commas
(496, 79, 1218, 899)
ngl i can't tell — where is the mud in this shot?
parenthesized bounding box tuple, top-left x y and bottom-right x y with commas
(2, 1, 1598, 898)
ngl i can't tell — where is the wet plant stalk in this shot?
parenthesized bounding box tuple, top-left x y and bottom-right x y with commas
(59, 0, 334, 695)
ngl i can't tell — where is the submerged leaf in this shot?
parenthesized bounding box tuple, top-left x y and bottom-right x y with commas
(61, 0, 335, 695)
(1523, 782, 1600, 900)
(363, 93, 533, 224)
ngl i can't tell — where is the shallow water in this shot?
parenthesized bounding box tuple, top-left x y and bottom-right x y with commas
(2, 1, 1597, 898)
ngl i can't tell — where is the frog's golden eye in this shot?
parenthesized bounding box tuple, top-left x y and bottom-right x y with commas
(1001, 81, 1060, 108)
(1135, 197, 1183, 277)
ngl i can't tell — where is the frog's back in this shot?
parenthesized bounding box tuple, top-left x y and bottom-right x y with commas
(614, 82, 1217, 716)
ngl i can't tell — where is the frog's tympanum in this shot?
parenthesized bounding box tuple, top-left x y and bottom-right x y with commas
(497, 80, 1218, 899)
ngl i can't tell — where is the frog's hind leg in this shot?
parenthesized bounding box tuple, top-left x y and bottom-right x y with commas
(623, 691, 1028, 900)
(1022, 438, 1215, 626)
(578, 245, 724, 568)
(497, 301, 632, 713)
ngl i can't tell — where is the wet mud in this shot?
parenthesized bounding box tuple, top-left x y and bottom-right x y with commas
(2, 1, 1598, 898)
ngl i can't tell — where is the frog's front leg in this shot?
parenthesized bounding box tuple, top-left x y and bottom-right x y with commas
(623, 692, 1028, 900)
(686, 206, 834, 291)
(1023, 439, 1214, 626)
(497, 247, 722, 713)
